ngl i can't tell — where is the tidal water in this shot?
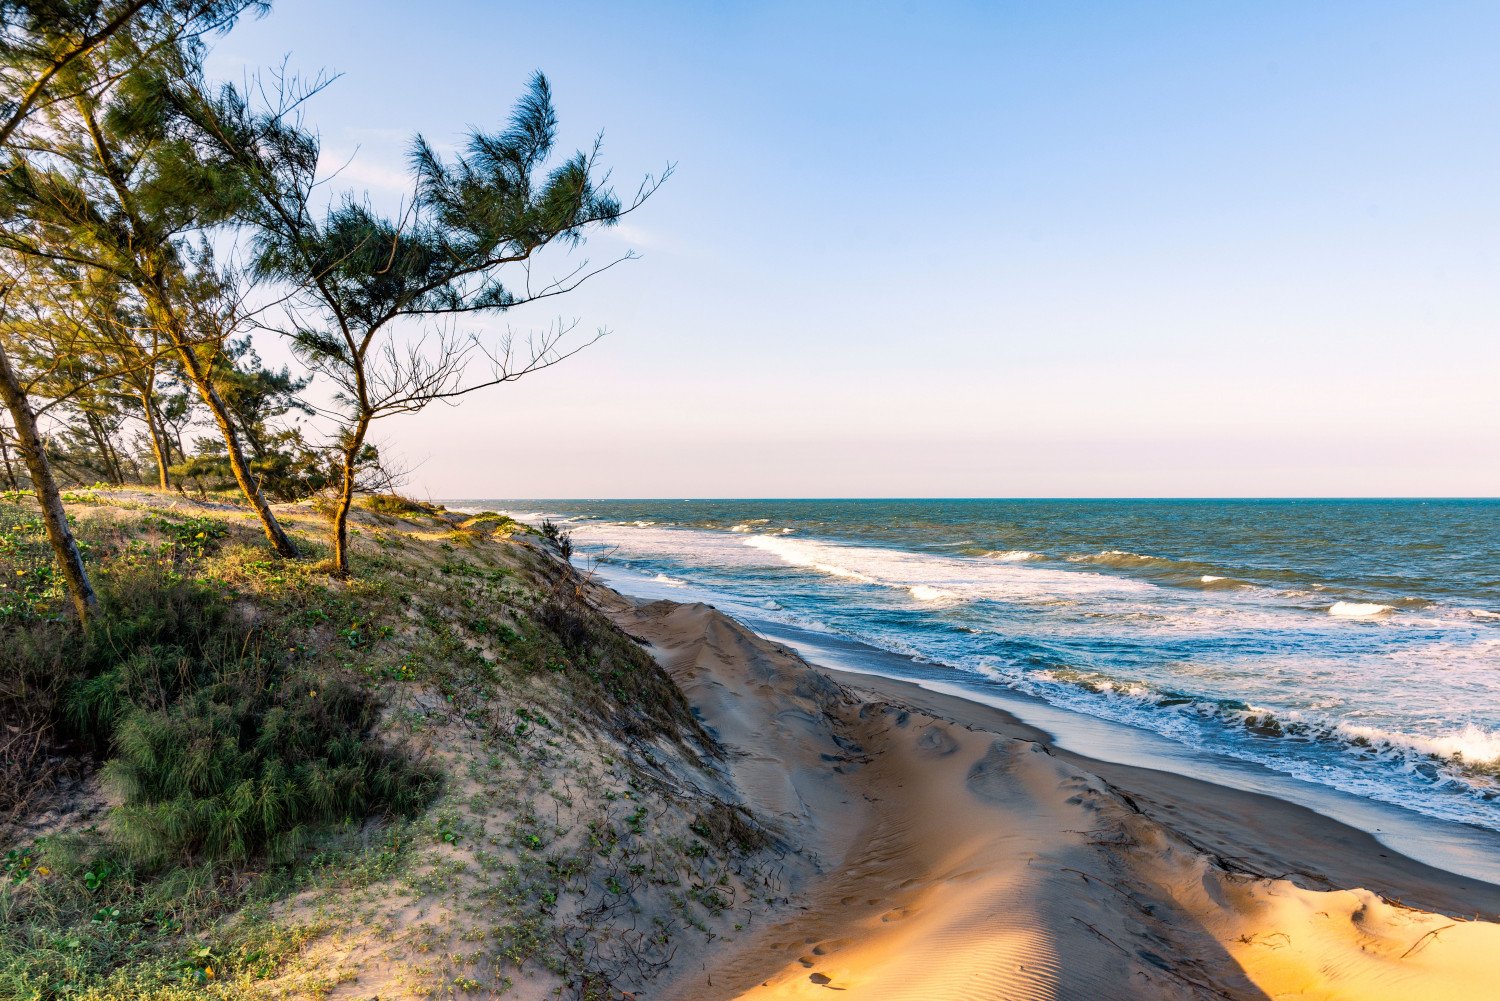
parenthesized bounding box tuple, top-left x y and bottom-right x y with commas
(467, 499, 1500, 836)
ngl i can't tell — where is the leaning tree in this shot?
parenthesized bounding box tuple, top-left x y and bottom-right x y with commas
(0, 260, 102, 619)
(188, 71, 668, 575)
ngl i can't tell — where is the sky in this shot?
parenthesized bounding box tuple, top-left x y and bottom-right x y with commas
(207, 1, 1500, 498)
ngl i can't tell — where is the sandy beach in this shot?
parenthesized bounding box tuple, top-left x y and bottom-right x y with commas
(590, 584, 1500, 1000)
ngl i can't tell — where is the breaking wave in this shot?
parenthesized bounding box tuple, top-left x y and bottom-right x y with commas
(742, 533, 1152, 605)
(1328, 601, 1394, 617)
(976, 663, 1500, 818)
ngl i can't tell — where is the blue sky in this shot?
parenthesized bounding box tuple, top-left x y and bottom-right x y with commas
(209, 2, 1500, 497)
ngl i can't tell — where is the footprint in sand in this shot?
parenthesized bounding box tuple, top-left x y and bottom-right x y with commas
(880, 906, 913, 923)
(809, 972, 845, 990)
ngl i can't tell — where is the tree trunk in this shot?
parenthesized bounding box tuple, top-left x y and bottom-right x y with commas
(75, 95, 296, 557)
(331, 416, 370, 578)
(140, 388, 170, 490)
(142, 281, 296, 555)
(0, 343, 98, 621)
(102, 419, 126, 485)
(0, 420, 17, 490)
(84, 410, 122, 485)
(177, 345, 299, 557)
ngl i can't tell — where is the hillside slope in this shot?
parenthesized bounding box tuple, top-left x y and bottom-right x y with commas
(0, 491, 785, 1000)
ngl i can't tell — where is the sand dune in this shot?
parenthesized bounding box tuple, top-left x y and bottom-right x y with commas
(593, 591, 1500, 1001)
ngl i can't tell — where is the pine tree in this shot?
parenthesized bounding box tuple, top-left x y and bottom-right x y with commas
(0, 9, 299, 555)
(0, 0, 269, 618)
(186, 71, 666, 575)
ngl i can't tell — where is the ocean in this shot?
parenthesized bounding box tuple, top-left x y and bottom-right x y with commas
(466, 499, 1500, 838)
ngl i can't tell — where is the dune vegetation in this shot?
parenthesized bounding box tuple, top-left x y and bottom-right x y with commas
(1, 489, 778, 1000)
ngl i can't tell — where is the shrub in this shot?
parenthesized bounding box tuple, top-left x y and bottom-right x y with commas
(539, 519, 573, 560)
(1, 561, 437, 866)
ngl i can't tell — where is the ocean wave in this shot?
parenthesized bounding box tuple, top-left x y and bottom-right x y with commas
(650, 573, 687, 588)
(1190, 574, 1256, 590)
(1392, 596, 1437, 609)
(495, 509, 547, 523)
(980, 663, 1500, 813)
(563, 505, 1500, 832)
(1065, 549, 1258, 591)
(1069, 549, 1165, 567)
(742, 533, 1152, 602)
(1328, 601, 1394, 617)
(743, 535, 878, 583)
(1338, 722, 1500, 769)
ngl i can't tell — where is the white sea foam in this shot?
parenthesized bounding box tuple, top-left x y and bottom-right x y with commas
(651, 573, 686, 588)
(741, 533, 1151, 603)
(567, 511, 1500, 831)
(1337, 722, 1500, 767)
(1328, 601, 1394, 617)
(1069, 549, 1163, 565)
(742, 535, 878, 583)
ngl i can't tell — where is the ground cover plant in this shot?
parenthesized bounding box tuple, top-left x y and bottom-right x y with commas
(0, 494, 439, 998)
(0, 492, 781, 1000)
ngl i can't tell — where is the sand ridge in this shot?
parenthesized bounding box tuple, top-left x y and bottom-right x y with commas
(593, 590, 1500, 1001)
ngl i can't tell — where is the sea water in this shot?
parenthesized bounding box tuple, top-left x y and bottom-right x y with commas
(465, 499, 1500, 836)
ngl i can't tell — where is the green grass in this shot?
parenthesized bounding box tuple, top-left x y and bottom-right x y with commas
(0, 504, 438, 999)
(0, 493, 768, 1000)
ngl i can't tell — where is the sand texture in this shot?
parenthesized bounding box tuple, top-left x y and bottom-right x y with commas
(592, 590, 1500, 1001)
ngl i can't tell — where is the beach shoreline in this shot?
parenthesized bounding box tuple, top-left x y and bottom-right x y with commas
(509, 498, 1500, 847)
(587, 577, 1500, 999)
(578, 554, 1500, 888)
(817, 663, 1500, 920)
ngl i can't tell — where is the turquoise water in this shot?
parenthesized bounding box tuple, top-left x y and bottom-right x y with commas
(468, 499, 1500, 832)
